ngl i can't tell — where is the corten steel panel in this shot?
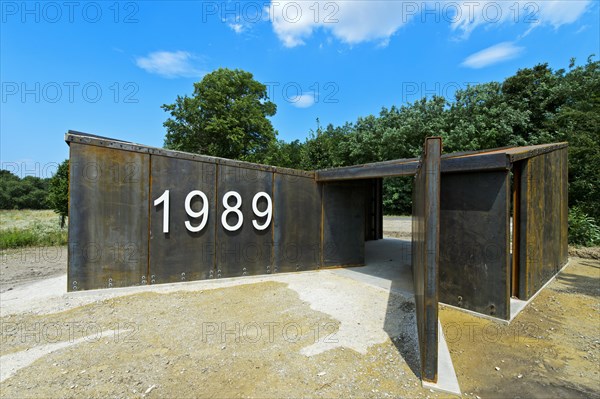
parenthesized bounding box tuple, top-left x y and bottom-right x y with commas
(149, 155, 217, 284)
(411, 137, 441, 383)
(215, 165, 273, 277)
(518, 148, 569, 299)
(377, 178, 383, 239)
(439, 171, 511, 319)
(321, 181, 367, 267)
(560, 149, 569, 266)
(66, 130, 315, 179)
(364, 179, 384, 241)
(68, 143, 149, 291)
(273, 174, 321, 273)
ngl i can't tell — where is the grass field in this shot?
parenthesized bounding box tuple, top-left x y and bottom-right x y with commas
(0, 210, 68, 249)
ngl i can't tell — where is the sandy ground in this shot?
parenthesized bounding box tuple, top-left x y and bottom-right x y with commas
(441, 257, 600, 398)
(383, 216, 412, 239)
(0, 246, 68, 294)
(1, 266, 435, 398)
(0, 216, 598, 398)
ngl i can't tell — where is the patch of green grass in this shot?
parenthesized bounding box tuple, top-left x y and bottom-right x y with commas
(0, 210, 68, 249)
(0, 224, 68, 249)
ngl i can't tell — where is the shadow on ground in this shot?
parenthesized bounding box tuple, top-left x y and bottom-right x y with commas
(334, 239, 422, 379)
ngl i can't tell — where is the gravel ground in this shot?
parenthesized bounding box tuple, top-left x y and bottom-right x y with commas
(0, 215, 598, 398)
(0, 246, 67, 293)
(383, 216, 412, 239)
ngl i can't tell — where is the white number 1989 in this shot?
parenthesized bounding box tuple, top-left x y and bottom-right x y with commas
(154, 190, 272, 233)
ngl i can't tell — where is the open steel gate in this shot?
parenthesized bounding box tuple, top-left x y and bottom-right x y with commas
(411, 138, 442, 383)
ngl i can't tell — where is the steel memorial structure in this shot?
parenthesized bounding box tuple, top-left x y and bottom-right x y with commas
(66, 130, 568, 384)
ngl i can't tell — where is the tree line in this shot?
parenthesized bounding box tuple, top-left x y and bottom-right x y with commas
(163, 58, 598, 225)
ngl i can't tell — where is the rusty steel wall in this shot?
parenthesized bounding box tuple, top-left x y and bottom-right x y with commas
(149, 155, 217, 283)
(439, 171, 511, 319)
(68, 139, 370, 291)
(273, 174, 322, 272)
(321, 181, 368, 267)
(518, 148, 569, 299)
(364, 179, 383, 241)
(68, 143, 150, 291)
(214, 165, 274, 278)
(411, 137, 441, 383)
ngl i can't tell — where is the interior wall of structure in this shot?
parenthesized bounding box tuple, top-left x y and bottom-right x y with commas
(438, 170, 511, 320)
(518, 148, 569, 299)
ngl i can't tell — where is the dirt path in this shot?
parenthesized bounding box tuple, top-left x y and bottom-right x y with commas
(0, 243, 598, 398)
(0, 246, 67, 293)
(1, 277, 440, 399)
(441, 257, 600, 398)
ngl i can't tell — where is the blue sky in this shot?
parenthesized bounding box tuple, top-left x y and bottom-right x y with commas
(1, 0, 598, 177)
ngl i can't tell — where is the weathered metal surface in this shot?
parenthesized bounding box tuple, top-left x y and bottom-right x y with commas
(316, 159, 418, 181)
(68, 142, 149, 291)
(506, 142, 568, 162)
(439, 171, 511, 319)
(149, 155, 217, 284)
(215, 165, 273, 277)
(411, 137, 441, 383)
(518, 148, 569, 299)
(66, 130, 314, 178)
(511, 163, 522, 297)
(315, 142, 569, 182)
(365, 179, 383, 241)
(560, 148, 569, 268)
(321, 181, 367, 267)
(273, 174, 321, 272)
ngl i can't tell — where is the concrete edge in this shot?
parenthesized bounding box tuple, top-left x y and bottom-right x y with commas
(422, 321, 461, 396)
(508, 258, 572, 321)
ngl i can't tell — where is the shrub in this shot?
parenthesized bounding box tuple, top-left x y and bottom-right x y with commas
(568, 207, 600, 247)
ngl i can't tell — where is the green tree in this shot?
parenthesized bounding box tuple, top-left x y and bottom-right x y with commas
(0, 170, 20, 209)
(444, 82, 528, 152)
(263, 139, 305, 169)
(162, 68, 277, 163)
(502, 63, 565, 144)
(301, 121, 352, 170)
(0, 171, 49, 210)
(555, 57, 600, 221)
(47, 160, 69, 228)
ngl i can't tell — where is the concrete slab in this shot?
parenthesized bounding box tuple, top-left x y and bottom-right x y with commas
(335, 238, 461, 395)
(332, 238, 413, 298)
(422, 322, 461, 395)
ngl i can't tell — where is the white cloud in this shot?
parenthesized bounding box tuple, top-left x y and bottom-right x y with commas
(451, 1, 591, 38)
(269, 1, 414, 48)
(289, 93, 316, 108)
(135, 51, 205, 78)
(228, 23, 244, 34)
(267, 1, 592, 47)
(462, 42, 524, 69)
